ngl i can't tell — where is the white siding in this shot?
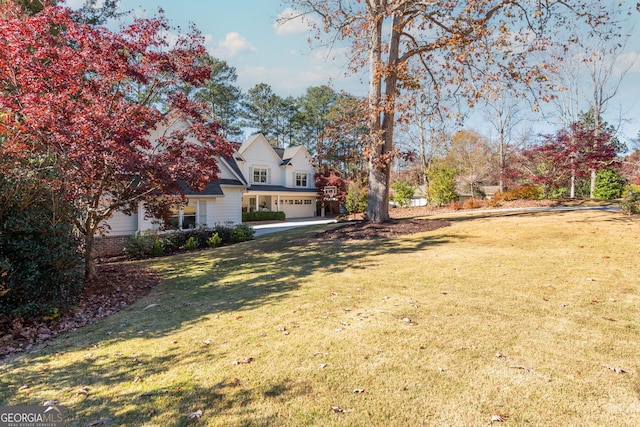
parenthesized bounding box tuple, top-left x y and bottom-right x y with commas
(101, 211, 137, 236)
(239, 135, 284, 186)
(215, 187, 243, 225)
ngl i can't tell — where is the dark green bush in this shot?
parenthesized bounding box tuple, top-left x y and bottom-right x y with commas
(620, 192, 640, 215)
(0, 176, 83, 319)
(123, 231, 155, 258)
(122, 224, 251, 258)
(242, 211, 286, 222)
(232, 224, 255, 242)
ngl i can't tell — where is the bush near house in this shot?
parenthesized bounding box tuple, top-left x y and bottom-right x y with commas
(0, 176, 84, 319)
(242, 211, 286, 222)
(123, 223, 255, 258)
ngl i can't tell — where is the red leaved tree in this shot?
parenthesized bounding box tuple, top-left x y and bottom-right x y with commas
(0, 3, 232, 279)
(515, 122, 616, 197)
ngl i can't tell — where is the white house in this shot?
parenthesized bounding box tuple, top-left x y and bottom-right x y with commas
(94, 132, 317, 256)
(236, 134, 318, 219)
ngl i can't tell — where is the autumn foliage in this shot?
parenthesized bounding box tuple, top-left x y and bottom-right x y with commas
(0, 3, 231, 279)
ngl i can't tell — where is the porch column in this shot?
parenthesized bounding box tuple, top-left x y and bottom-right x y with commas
(256, 195, 260, 212)
(277, 195, 280, 212)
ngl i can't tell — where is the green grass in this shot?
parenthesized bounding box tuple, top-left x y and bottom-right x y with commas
(1, 210, 640, 426)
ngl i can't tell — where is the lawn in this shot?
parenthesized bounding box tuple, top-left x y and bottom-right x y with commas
(1, 209, 639, 426)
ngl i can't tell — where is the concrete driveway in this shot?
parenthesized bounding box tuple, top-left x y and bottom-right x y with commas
(250, 217, 337, 237)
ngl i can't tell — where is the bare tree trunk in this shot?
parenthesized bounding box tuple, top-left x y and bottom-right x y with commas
(84, 231, 96, 281)
(367, 10, 402, 223)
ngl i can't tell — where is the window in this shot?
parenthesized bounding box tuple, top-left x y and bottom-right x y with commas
(304, 200, 312, 205)
(253, 168, 268, 183)
(295, 199, 302, 205)
(166, 201, 198, 230)
(295, 172, 308, 187)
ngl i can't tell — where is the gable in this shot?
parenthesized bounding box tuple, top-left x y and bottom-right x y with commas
(237, 133, 283, 164)
(284, 145, 314, 170)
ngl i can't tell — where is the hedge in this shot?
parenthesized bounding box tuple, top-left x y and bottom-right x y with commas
(242, 211, 286, 222)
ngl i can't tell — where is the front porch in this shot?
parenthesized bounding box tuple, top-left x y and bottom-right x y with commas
(242, 188, 318, 219)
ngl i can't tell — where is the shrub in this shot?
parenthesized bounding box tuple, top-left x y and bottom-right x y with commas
(151, 235, 164, 255)
(449, 200, 463, 210)
(232, 224, 255, 242)
(242, 211, 286, 222)
(427, 163, 458, 206)
(0, 176, 83, 319)
(207, 232, 223, 248)
(213, 224, 234, 244)
(486, 196, 503, 208)
(391, 179, 416, 207)
(620, 192, 640, 215)
(499, 185, 542, 201)
(345, 180, 368, 215)
(594, 168, 625, 200)
(123, 231, 155, 258)
(463, 198, 484, 209)
(184, 236, 199, 250)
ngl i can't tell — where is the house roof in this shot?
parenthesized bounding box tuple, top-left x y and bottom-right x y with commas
(181, 178, 245, 196)
(237, 134, 313, 168)
(220, 155, 247, 186)
(280, 145, 306, 166)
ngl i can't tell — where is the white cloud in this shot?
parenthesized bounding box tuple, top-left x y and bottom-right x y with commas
(615, 51, 640, 75)
(208, 32, 258, 58)
(273, 8, 316, 36)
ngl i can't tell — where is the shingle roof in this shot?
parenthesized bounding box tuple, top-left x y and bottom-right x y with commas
(181, 178, 245, 196)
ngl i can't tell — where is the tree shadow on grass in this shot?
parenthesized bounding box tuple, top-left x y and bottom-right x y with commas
(0, 343, 311, 426)
(0, 220, 473, 427)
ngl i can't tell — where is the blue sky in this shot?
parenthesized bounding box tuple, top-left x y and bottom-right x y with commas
(64, 0, 639, 144)
(86, 0, 367, 97)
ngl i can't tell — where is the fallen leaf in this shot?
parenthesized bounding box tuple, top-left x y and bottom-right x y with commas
(187, 409, 202, 419)
(491, 413, 509, 422)
(232, 357, 254, 365)
(139, 391, 155, 398)
(89, 418, 112, 426)
(495, 352, 505, 358)
(401, 317, 417, 326)
(18, 384, 29, 391)
(602, 317, 616, 322)
(43, 400, 57, 406)
(331, 406, 348, 413)
(202, 339, 211, 345)
(602, 364, 632, 374)
(510, 365, 533, 372)
(227, 377, 241, 386)
(148, 409, 155, 417)
(353, 388, 365, 393)
(319, 363, 327, 369)
(76, 386, 90, 396)
(143, 304, 160, 310)
(133, 376, 140, 383)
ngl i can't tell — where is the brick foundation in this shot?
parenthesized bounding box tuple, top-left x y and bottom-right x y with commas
(92, 235, 128, 258)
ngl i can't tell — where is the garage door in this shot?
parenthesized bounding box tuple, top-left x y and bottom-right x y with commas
(281, 198, 315, 218)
